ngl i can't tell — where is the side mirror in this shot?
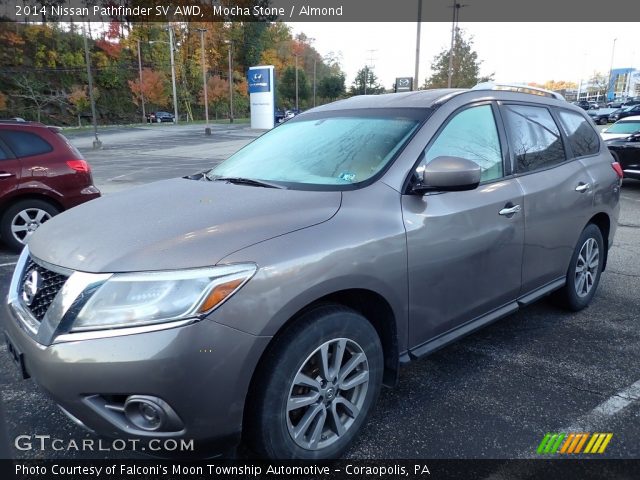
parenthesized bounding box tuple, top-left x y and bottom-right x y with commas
(413, 156, 481, 193)
(628, 132, 640, 142)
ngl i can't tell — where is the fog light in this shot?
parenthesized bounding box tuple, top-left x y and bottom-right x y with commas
(124, 396, 168, 432)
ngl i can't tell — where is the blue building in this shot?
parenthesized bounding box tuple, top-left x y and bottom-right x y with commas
(607, 67, 640, 101)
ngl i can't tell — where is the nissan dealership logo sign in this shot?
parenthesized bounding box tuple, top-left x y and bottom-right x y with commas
(248, 68, 270, 93)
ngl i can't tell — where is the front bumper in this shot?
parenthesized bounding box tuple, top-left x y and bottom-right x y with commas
(3, 296, 271, 455)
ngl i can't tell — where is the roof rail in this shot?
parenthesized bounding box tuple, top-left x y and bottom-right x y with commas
(472, 82, 566, 101)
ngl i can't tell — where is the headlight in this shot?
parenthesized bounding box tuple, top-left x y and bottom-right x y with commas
(72, 264, 256, 331)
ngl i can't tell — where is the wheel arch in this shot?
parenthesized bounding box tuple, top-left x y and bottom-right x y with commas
(243, 288, 400, 429)
(269, 288, 398, 383)
(0, 193, 64, 215)
(587, 212, 610, 271)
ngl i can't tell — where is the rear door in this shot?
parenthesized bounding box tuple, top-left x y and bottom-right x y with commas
(0, 129, 56, 183)
(402, 102, 525, 350)
(500, 103, 595, 294)
(0, 135, 20, 200)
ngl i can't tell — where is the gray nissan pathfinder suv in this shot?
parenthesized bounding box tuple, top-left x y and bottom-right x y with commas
(4, 85, 622, 459)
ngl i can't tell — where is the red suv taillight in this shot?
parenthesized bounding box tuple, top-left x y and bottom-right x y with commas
(611, 162, 624, 179)
(67, 159, 91, 173)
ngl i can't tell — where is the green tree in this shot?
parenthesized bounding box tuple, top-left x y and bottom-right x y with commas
(278, 66, 310, 107)
(349, 66, 385, 96)
(423, 29, 492, 89)
(318, 74, 345, 100)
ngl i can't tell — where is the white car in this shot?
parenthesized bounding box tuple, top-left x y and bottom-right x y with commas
(600, 116, 640, 140)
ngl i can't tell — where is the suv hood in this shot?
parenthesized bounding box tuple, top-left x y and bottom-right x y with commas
(29, 178, 341, 273)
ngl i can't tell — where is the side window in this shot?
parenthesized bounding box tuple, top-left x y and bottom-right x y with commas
(557, 110, 600, 157)
(425, 104, 503, 182)
(0, 145, 8, 160)
(503, 105, 566, 173)
(0, 131, 52, 158)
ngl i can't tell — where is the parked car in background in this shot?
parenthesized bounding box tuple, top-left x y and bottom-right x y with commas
(588, 102, 600, 110)
(588, 108, 615, 125)
(608, 108, 625, 123)
(607, 132, 640, 180)
(608, 105, 640, 123)
(4, 86, 621, 459)
(146, 111, 175, 123)
(607, 100, 624, 108)
(0, 121, 100, 251)
(601, 116, 640, 141)
(283, 109, 301, 121)
(622, 98, 640, 107)
(275, 108, 285, 124)
(573, 100, 591, 110)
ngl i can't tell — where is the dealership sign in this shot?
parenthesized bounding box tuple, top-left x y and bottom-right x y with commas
(395, 77, 413, 92)
(248, 68, 271, 93)
(247, 65, 275, 129)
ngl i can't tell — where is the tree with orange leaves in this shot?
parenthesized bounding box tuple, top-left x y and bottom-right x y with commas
(128, 68, 169, 108)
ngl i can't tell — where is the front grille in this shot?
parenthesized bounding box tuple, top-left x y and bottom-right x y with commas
(21, 259, 69, 321)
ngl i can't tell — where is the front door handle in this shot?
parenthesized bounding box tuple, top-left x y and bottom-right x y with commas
(575, 183, 591, 192)
(499, 204, 521, 216)
(0, 172, 14, 179)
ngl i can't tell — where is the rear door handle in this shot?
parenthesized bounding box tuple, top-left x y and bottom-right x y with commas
(575, 183, 591, 192)
(499, 204, 521, 216)
(0, 172, 14, 179)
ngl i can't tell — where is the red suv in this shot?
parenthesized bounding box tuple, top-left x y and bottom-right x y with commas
(0, 121, 100, 251)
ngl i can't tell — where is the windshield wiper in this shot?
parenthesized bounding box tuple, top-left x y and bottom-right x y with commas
(212, 176, 284, 189)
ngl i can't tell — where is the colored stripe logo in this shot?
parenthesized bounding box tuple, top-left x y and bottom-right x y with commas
(537, 433, 613, 454)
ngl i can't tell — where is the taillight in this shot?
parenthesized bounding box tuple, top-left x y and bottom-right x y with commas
(67, 159, 90, 173)
(611, 162, 624, 179)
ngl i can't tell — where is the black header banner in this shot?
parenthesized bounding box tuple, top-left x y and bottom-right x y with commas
(1, 0, 640, 22)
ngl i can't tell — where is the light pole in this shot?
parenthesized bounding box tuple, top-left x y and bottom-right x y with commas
(167, 27, 178, 124)
(313, 58, 316, 107)
(295, 53, 299, 111)
(607, 38, 617, 102)
(447, 2, 466, 88)
(225, 40, 234, 123)
(136, 39, 145, 124)
(414, 0, 422, 90)
(82, 24, 101, 149)
(149, 33, 178, 124)
(196, 28, 210, 135)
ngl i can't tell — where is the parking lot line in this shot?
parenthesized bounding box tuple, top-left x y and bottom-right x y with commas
(567, 379, 640, 431)
(0, 262, 16, 268)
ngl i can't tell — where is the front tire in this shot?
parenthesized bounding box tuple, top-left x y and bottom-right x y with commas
(0, 199, 60, 252)
(554, 224, 604, 311)
(245, 305, 383, 459)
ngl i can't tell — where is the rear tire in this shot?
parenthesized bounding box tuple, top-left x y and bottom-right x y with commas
(553, 224, 604, 311)
(245, 305, 383, 459)
(1, 199, 60, 252)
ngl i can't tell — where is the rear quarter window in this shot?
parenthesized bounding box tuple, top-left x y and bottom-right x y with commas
(0, 130, 53, 158)
(556, 110, 600, 157)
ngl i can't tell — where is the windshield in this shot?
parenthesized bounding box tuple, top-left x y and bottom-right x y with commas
(207, 110, 425, 189)
(606, 120, 640, 134)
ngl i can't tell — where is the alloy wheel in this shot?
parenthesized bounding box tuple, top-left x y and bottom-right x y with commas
(575, 237, 599, 298)
(11, 208, 52, 244)
(286, 338, 370, 451)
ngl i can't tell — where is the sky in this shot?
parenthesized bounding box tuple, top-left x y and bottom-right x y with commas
(288, 22, 639, 89)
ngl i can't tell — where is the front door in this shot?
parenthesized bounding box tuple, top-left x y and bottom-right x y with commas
(402, 103, 524, 350)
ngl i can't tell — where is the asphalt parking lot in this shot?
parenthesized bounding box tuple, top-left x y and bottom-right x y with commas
(0, 124, 638, 460)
